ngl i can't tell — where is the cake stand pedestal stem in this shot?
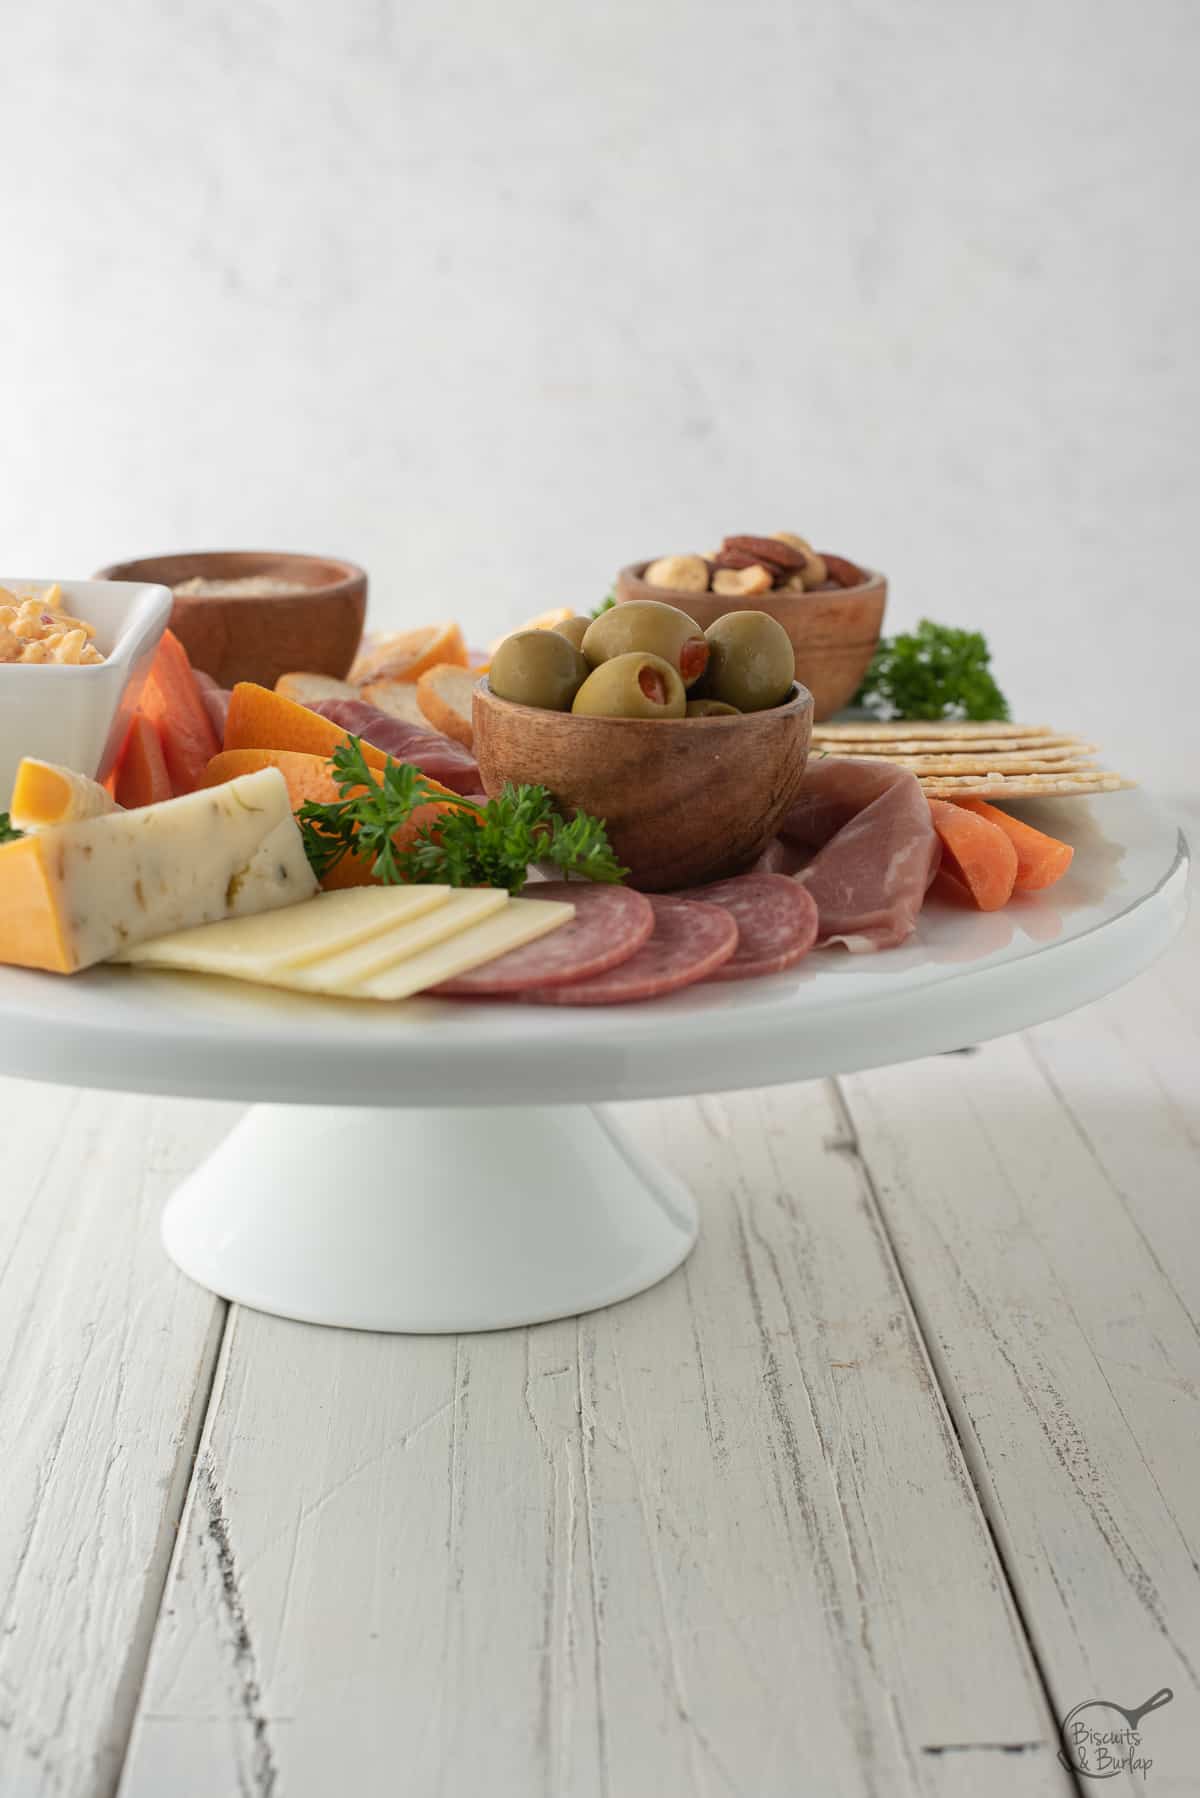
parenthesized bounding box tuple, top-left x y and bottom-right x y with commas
(161, 1101, 698, 1333)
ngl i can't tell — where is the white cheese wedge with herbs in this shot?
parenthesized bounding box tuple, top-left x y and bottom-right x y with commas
(357, 896, 575, 1000)
(291, 887, 509, 992)
(0, 767, 317, 974)
(122, 883, 454, 978)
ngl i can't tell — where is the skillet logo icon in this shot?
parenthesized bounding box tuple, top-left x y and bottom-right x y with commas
(1058, 1687, 1173, 1780)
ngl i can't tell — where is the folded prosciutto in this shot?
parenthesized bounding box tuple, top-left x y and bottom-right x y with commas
(768, 757, 940, 951)
(312, 698, 482, 795)
(193, 670, 232, 738)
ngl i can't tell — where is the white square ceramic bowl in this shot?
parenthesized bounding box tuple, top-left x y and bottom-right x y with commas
(0, 577, 172, 807)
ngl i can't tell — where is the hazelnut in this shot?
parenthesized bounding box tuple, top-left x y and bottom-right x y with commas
(644, 554, 710, 594)
(800, 551, 828, 589)
(772, 533, 828, 588)
(712, 565, 773, 598)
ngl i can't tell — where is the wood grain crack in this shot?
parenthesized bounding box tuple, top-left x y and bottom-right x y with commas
(198, 1457, 278, 1798)
(922, 1739, 1045, 1754)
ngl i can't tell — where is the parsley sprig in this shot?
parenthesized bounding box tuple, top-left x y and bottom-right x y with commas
(854, 619, 1011, 722)
(403, 783, 626, 893)
(297, 738, 443, 884)
(0, 813, 23, 844)
(296, 736, 626, 893)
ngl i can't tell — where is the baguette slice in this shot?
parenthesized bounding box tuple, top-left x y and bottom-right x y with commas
(275, 672, 359, 707)
(360, 679, 430, 728)
(349, 622, 467, 685)
(416, 663, 478, 748)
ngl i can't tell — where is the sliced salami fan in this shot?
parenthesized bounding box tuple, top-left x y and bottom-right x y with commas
(431, 883, 654, 996)
(521, 895, 737, 1005)
(685, 873, 819, 979)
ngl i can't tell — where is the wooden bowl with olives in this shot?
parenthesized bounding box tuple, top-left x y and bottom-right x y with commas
(615, 546, 886, 722)
(472, 602, 814, 891)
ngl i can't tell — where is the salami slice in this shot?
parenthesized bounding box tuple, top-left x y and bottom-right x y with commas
(521, 895, 737, 1005)
(431, 883, 654, 996)
(684, 873, 819, 979)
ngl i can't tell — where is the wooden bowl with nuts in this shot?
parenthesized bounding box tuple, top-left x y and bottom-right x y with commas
(473, 679, 814, 893)
(615, 534, 886, 721)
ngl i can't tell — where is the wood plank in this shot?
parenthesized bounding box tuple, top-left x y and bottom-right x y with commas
(838, 920, 1200, 1796)
(0, 1080, 233, 1798)
(120, 1081, 1069, 1797)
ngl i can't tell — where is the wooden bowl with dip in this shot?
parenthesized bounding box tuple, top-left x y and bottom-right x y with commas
(614, 555, 886, 722)
(473, 678, 814, 892)
(92, 550, 367, 690)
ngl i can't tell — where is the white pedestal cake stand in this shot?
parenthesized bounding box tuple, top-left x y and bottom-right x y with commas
(0, 791, 1187, 1333)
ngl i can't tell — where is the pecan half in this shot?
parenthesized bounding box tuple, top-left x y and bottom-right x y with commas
(711, 547, 768, 572)
(721, 533, 809, 574)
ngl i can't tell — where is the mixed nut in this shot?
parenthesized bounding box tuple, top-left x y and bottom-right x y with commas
(488, 600, 797, 720)
(644, 532, 847, 600)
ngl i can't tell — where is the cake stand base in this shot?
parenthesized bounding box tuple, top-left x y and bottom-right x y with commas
(161, 1102, 698, 1333)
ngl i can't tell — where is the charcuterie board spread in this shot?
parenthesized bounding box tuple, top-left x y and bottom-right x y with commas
(0, 535, 1139, 1013)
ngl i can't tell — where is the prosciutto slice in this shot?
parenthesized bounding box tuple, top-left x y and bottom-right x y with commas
(312, 697, 482, 794)
(193, 670, 232, 738)
(769, 757, 940, 951)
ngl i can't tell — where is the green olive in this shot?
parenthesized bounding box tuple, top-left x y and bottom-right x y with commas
(703, 611, 796, 712)
(488, 629, 588, 711)
(686, 699, 741, 718)
(551, 615, 591, 652)
(571, 652, 687, 720)
(582, 600, 709, 689)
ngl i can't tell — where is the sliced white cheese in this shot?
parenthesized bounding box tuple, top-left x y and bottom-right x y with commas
(357, 896, 575, 1000)
(4, 767, 316, 973)
(292, 888, 509, 992)
(121, 884, 453, 976)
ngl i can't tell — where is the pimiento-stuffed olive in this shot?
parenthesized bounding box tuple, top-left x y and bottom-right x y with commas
(582, 600, 709, 689)
(571, 652, 687, 719)
(703, 611, 795, 712)
(489, 629, 588, 711)
(686, 698, 741, 718)
(551, 615, 591, 652)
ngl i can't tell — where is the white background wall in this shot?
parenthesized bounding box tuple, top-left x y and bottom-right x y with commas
(3, 0, 1197, 796)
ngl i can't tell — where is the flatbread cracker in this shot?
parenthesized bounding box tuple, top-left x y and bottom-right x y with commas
(811, 733, 1094, 756)
(919, 771, 1132, 798)
(812, 720, 1054, 739)
(867, 751, 1099, 773)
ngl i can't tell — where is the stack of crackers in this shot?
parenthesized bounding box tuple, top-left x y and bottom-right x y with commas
(809, 721, 1133, 799)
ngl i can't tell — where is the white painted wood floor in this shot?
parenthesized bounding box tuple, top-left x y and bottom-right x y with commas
(2, 823, 1195, 1798)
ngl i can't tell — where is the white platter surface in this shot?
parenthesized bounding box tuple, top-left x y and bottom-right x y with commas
(0, 791, 1187, 1109)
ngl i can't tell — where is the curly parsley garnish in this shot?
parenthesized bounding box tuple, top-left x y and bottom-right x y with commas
(402, 783, 625, 893)
(296, 737, 626, 893)
(854, 620, 1011, 722)
(0, 813, 23, 844)
(297, 738, 444, 884)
